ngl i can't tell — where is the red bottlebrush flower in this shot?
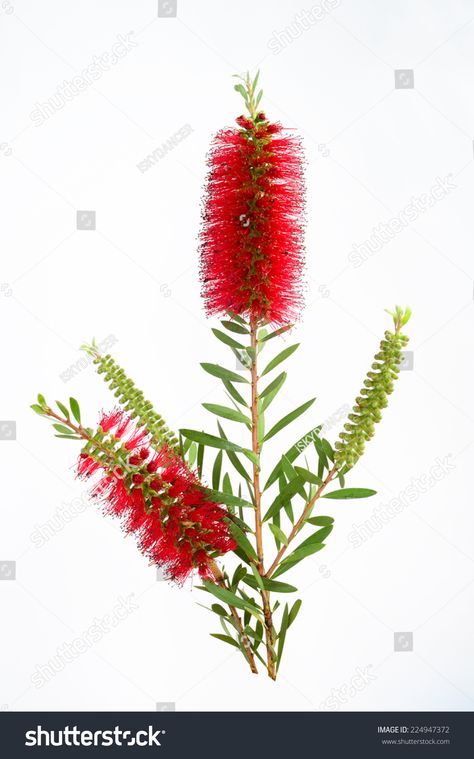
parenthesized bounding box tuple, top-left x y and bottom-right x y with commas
(76, 411, 236, 584)
(200, 115, 305, 325)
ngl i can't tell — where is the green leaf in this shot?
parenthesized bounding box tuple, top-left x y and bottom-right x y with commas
(250, 563, 265, 591)
(269, 523, 288, 545)
(220, 320, 249, 335)
(234, 83, 249, 101)
(259, 324, 293, 343)
(55, 401, 70, 419)
(297, 525, 333, 550)
(180, 429, 244, 455)
(216, 422, 252, 482)
(244, 575, 297, 593)
(54, 434, 81, 439)
(288, 599, 302, 627)
(323, 488, 377, 499)
(231, 564, 247, 591)
(211, 603, 228, 616)
(277, 604, 289, 671)
(69, 397, 81, 424)
(263, 398, 316, 442)
(187, 441, 197, 467)
(210, 633, 240, 649)
(207, 490, 253, 510)
(211, 328, 245, 350)
(201, 363, 249, 384)
(306, 516, 334, 527)
(200, 581, 261, 618)
(30, 404, 46, 415)
(37, 393, 46, 407)
(294, 466, 323, 486)
(197, 442, 204, 478)
(52, 423, 74, 435)
(261, 343, 299, 376)
(259, 372, 286, 412)
(203, 403, 251, 426)
(264, 425, 323, 491)
(263, 475, 304, 522)
(212, 451, 223, 491)
(272, 543, 326, 578)
(223, 380, 248, 407)
(227, 520, 258, 562)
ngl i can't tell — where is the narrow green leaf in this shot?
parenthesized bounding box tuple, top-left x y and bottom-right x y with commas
(187, 441, 197, 467)
(31, 404, 46, 415)
(263, 398, 316, 442)
(261, 343, 299, 376)
(231, 564, 247, 591)
(211, 603, 228, 616)
(180, 429, 244, 455)
(54, 434, 81, 440)
(201, 362, 249, 384)
(323, 488, 377, 499)
(297, 525, 333, 550)
(206, 490, 253, 509)
(212, 450, 223, 491)
(197, 442, 204, 477)
(227, 520, 259, 562)
(263, 475, 304, 522)
(200, 581, 261, 618)
(221, 320, 249, 335)
(69, 397, 81, 424)
(52, 423, 74, 435)
(259, 371, 286, 412)
(203, 403, 251, 426)
(244, 575, 297, 593)
(264, 425, 323, 491)
(210, 633, 240, 649)
(55, 401, 70, 419)
(259, 324, 293, 343)
(216, 422, 252, 482)
(269, 523, 288, 545)
(294, 466, 323, 486)
(250, 563, 265, 590)
(306, 516, 334, 527)
(211, 328, 245, 350)
(272, 543, 326, 578)
(288, 599, 302, 627)
(277, 604, 289, 671)
(37, 393, 46, 407)
(223, 380, 248, 407)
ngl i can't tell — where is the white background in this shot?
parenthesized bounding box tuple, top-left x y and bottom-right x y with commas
(1, 0, 473, 712)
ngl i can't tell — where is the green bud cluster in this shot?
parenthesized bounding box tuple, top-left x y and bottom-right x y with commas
(334, 307, 411, 471)
(82, 342, 179, 451)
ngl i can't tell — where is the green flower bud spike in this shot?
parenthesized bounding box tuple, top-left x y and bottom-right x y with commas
(81, 340, 179, 451)
(334, 306, 411, 472)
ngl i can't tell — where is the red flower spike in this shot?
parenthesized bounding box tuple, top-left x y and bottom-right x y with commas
(76, 412, 236, 584)
(200, 118, 305, 325)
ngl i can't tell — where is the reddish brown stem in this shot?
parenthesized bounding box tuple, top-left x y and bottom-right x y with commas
(266, 465, 338, 578)
(250, 317, 276, 680)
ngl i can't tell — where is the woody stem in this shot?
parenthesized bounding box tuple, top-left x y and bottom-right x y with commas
(207, 558, 258, 674)
(266, 465, 338, 578)
(250, 316, 276, 680)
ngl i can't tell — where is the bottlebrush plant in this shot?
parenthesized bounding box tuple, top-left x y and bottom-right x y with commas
(31, 72, 411, 679)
